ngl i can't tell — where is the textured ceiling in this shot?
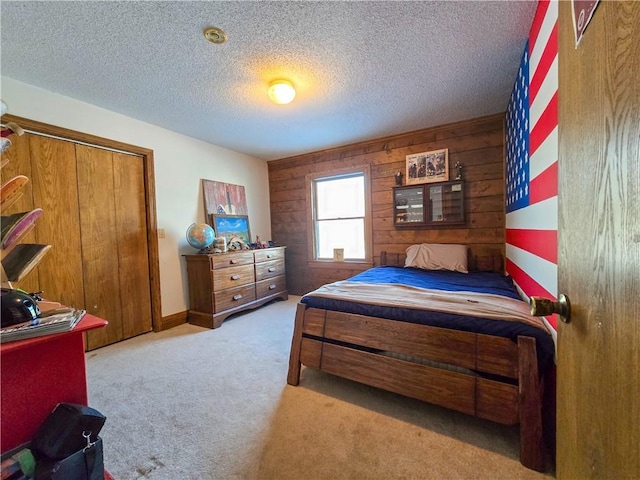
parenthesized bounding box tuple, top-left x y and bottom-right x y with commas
(1, 1, 536, 161)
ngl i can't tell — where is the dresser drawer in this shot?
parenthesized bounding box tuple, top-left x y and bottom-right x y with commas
(256, 275, 286, 299)
(255, 259, 285, 281)
(254, 247, 284, 263)
(213, 264, 255, 291)
(210, 251, 254, 270)
(214, 285, 256, 312)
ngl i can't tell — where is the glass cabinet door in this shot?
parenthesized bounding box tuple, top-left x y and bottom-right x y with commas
(427, 181, 464, 224)
(393, 186, 424, 225)
(393, 181, 464, 227)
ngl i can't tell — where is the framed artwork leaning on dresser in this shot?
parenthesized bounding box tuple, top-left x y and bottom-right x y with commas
(210, 214, 251, 246)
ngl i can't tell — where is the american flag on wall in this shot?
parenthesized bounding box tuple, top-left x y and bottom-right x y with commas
(505, 0, 558, 330)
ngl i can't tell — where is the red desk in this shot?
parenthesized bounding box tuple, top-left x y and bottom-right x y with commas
(1, 314, 107, 452)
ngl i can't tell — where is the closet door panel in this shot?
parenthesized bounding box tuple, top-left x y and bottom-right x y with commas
(1, 133, 39, 293)
(29, 136, 84, 308)
(1, 132, 34, 214)
(113, 152, 152, 338)
(76, 145, 123, 349)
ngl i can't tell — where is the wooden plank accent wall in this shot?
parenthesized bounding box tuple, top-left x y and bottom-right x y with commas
(268, 113, 505, 295)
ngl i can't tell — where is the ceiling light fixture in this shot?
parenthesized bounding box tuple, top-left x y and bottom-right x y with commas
(203, 26, 227, 44)
(268, 80, 296, 105)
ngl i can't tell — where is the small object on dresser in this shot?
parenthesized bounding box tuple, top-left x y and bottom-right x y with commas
(213, 236, 227, 253)
(185, 223, 215, 254)
(227, 235, 249, 250)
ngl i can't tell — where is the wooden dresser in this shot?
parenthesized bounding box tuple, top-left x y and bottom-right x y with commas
(185, 246, 288, 329)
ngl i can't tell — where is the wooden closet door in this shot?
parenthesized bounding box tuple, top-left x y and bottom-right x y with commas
(2, 122, 156, 349)
(112, 152, 152, 338)
(76, 145, 124, 349)
(0, 133, 39, 293)
(29, 135, 85, 308)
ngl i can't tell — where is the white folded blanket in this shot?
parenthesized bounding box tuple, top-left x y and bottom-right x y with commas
(305, 281, 550, 333)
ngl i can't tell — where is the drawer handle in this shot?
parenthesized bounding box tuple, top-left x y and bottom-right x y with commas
(231, 275, 240, 280)
(268, 267, 276, 272)
(266, 254, 272, 258)
(230, 260, 237, 264)
(269, 284, 276, 290)
(233, 294, 243, 301)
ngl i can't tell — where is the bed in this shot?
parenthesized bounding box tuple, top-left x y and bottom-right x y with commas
(287, 244, 554, 472)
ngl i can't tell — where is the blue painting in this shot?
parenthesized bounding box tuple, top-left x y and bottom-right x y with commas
(212, 215, 251, 245)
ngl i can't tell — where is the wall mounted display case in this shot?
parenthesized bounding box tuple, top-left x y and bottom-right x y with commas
(393, 180, 464, 226)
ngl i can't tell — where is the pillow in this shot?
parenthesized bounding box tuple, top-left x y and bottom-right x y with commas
(404, 243, 468, 273)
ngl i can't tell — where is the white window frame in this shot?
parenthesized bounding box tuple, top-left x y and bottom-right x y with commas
(306, 165, 373, 269)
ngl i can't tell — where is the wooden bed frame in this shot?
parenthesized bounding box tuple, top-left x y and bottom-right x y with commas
(287, 253, 547, 472)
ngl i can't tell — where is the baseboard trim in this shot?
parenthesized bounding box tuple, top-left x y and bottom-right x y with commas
(158, 311, 188, 331)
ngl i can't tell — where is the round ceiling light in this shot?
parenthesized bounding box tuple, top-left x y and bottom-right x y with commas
(268, 80, 296, 105)
(203, 27, 227, 44)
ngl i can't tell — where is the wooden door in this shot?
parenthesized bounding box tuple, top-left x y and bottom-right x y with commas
(2, 128, 153, 349)
(1, 133, 85, 306)
(78, 147, 153, 350)
(76, 145, 124, 349)
(0, 132, 38, 293)
(29, 135, 85, 308)
(557, 2, 639, 478)
(112, 152, 152, 339)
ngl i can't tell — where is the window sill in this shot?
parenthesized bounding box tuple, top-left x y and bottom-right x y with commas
(308, 260, 373, 270)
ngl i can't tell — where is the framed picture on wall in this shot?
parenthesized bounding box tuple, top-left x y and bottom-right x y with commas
(210, 214, 251, 245)
(405, 148, 449, 185)
(202, 179, 248, 219)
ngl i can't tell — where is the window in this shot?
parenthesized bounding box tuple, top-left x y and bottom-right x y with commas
(307, 166, 372, 264)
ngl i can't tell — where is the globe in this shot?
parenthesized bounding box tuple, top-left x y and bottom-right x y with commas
(186, 223, 215, 252)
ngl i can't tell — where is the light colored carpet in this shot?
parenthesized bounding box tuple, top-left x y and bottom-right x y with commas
(86, 296, 554, 480)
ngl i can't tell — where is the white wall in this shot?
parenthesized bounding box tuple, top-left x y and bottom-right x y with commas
(1, 76, 271, 317)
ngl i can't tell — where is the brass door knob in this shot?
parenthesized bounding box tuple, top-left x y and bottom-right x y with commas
(529, 294, 571, 323)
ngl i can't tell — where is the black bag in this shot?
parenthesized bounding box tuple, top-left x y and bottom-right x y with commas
(34, 437, 103, 480)
(32, 403, 106, 460)
(31, 403, 106, 480)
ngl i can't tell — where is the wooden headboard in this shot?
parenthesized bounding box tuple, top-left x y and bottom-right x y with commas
(380, 250, 504, 273)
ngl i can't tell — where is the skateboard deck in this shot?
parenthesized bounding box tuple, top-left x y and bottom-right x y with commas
(1, 208, 44, 250)
(1, 243, 52, 282)
(1, 175, 29, 211)
(0, 122, 25, 138)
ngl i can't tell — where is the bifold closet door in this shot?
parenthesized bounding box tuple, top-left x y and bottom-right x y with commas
(112, 151, 152, 340)
(0, 132, 39, 294)
(3, 133, 152, 349)
(76, 145, 124, 349)
(76, 146, 152, 350)
(29, 135, 85, 308)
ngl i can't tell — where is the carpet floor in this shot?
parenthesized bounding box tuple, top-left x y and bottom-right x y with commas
(86, 296, 554, 480)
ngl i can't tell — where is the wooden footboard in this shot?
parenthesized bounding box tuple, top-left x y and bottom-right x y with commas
(287, 302, 545, 472)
